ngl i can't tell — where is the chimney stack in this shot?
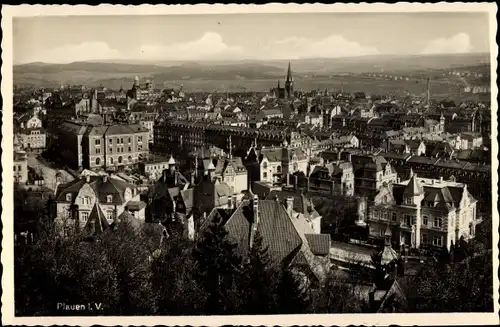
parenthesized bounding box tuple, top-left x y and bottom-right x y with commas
(286, 196, 294, 218)
(103, 175, 107, 183)
(249, 194, 259, 249)
(232, 195, 237, 209)
(86, 175, 91, 183)
(90, 220, 96, 235)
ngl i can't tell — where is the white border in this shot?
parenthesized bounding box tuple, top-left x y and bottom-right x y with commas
(2, 4, 499, 326)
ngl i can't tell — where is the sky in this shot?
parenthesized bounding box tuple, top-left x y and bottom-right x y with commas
(13, 12, 490, 64)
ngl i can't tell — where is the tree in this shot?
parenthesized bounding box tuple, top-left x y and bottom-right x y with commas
(240, 231, 278, 314)
(310, 270, 363, 313)
(15, 219, 157, 316)
(192, 214, 243, 315)
(275, 267, 311, 314)
(151, 238, 205, 315)
(404, 246, 493, 312)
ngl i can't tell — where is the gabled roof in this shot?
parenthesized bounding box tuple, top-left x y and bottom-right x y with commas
(55, 175, 133, 204)
(86, 203, 110, 235)
(266, 190, 321, 221)
(403, 175, 423, 196)
(224, 199, 303, 267)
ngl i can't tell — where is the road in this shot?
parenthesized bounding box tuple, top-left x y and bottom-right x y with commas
(27, 153, 75, 190)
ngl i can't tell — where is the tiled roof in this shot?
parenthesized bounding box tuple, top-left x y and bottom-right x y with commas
(305, 234, 331, 256)
(265, 190, 320, 221)
(55, 175, 134, 204)
(224, 199, 303, 267)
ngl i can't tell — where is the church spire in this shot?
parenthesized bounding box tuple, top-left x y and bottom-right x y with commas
(286, 62, 293, 83)
(285, 62, 294, 99)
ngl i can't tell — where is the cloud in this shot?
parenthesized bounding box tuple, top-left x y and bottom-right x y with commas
(138, 32, 244, 61)
(265, 35, 379, 59)
(19, 42, 122, 64)
(421, 33, 473, 55)
(18, 32, 379, 63)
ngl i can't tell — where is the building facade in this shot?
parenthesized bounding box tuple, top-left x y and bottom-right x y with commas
(54, 175, 146, 235)
(365, 173, 478, 250)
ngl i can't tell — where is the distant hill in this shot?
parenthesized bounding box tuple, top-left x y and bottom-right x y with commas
(14, 53, 490, 90)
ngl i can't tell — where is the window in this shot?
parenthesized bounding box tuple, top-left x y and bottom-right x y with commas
(383, 211, 388, 220)
(66, 194, 72, 202)
(374, 210, 379, 219)
(110, 157, 114, 164)
(138, 144, 143, 151)
(118, 156, 123, 164)
(106, 210, 114, 220)
(95, 139, 100, 146)
(96, 158, 101, 165)
(96, 148, 101, 154)
(108, 138, 113, 144)
(81, 211, 89, 222)
(138, 136, 143, 143)
(405, 197, 414, 205)
(107, 195, 113, 203)
(404, 214, 412, 226)
(423, 215, 428, 226)
(432, 236, 443, 247)
(13, 166, 16, 172)
(128, 156, 132, 163)
(392, 212, 397, 222)
(422, 233, 428, 244)
(109, 147, 113, 154)
(128, 146, 132, 152)
(434, 217, 442, 228)
(128, 137, 132, 143)
(263, 172, 267, 178)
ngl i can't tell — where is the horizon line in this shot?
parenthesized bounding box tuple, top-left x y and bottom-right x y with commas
(14, 52, 491, 66)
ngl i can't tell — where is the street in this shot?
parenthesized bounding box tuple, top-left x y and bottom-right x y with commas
(27, 153, 75, 190)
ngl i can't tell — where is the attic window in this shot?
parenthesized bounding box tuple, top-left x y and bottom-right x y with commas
(107, 195, 113, 203)
(66, 194, 72, 202)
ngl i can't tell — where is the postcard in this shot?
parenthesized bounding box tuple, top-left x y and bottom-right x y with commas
(2, 3, 498, 326)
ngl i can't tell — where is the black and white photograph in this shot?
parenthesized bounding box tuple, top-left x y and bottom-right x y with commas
(2, 3, 498, 326)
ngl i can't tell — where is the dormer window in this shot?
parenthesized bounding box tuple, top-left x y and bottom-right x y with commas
(405, 197, 414, 205)
(107, 195, 113, 203)
(66, 194, 72, 202)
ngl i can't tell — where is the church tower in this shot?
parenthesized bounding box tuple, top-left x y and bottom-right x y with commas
(285, 62, 294, 99)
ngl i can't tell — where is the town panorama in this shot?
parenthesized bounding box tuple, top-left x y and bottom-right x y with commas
(11, 11, 494, 317)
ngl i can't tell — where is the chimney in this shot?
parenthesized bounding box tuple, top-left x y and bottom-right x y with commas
(228, 196, 233, 209)
(286, 196, 294, 218)
(439, 176, 443, 183)
(286, 173, 290, 186)
(232, 195, 237, 209)
(103, 175, 107, 183)
(249, 195, 259, 249)
(162, 169, 168, 183)
(86, 175, 91, 183)
(294, 175, 298, 189)
(90, 220, 96, 235)
(172, 199, 176, 219)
